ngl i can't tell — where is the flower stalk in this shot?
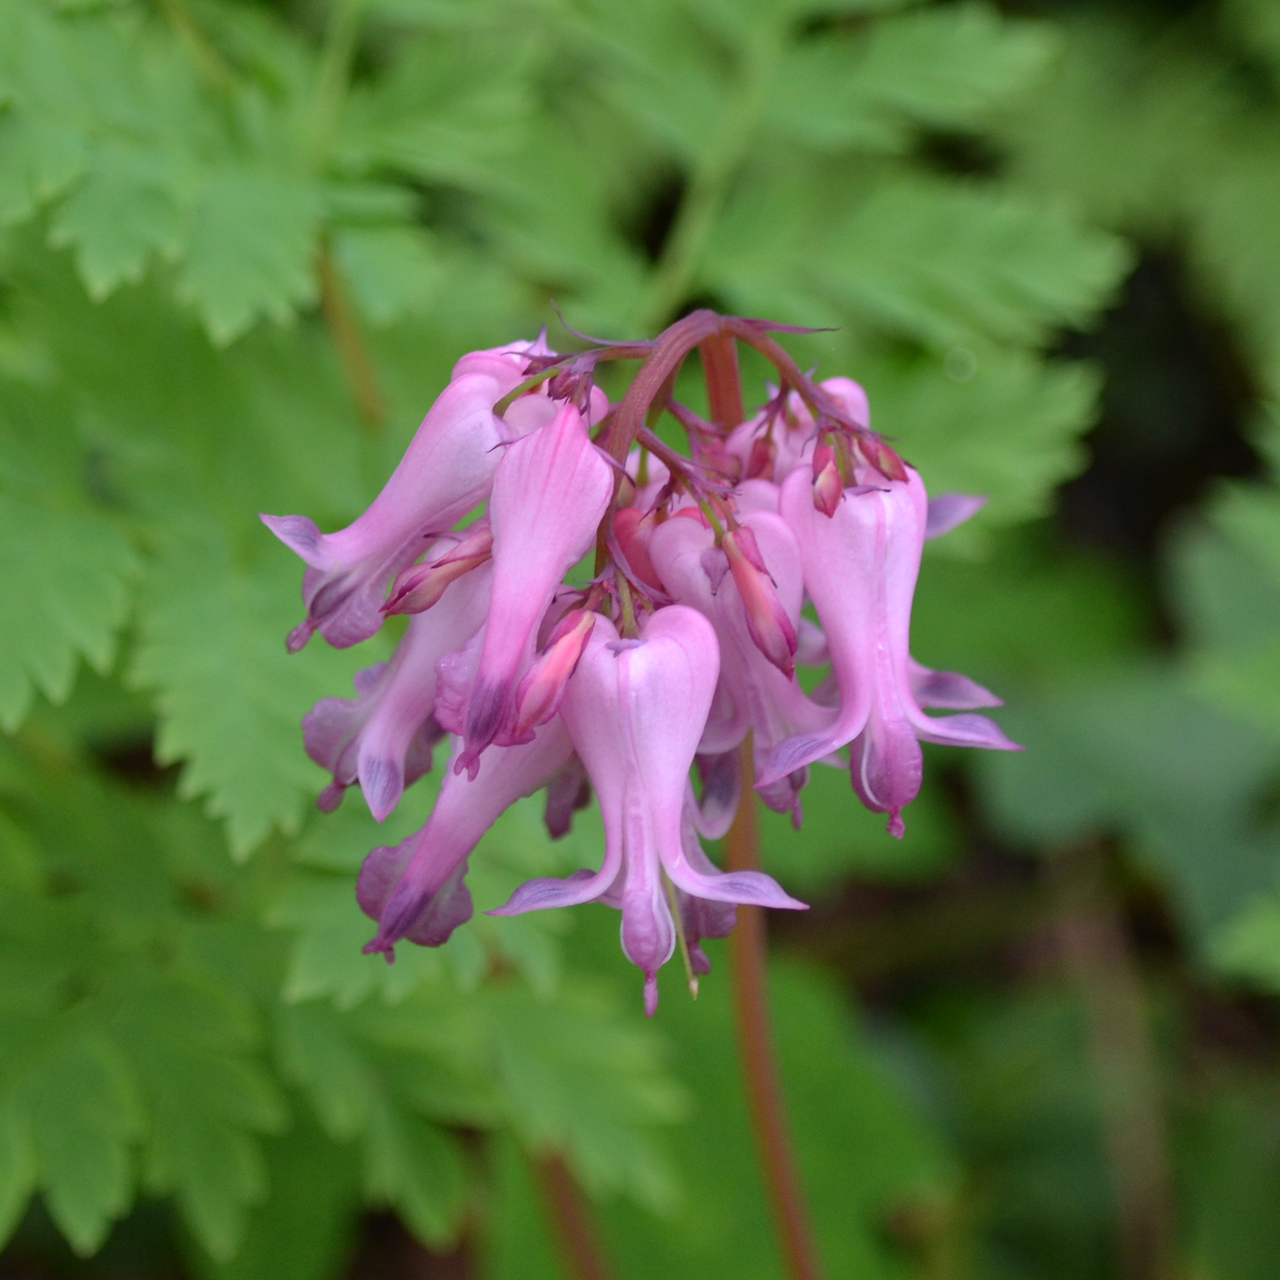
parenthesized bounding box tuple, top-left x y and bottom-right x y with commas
(725, 737, 825, 1280)
(703, 343, 824, 1280)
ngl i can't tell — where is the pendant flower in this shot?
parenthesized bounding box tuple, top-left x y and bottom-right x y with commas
(270, 315, 1020, 1010)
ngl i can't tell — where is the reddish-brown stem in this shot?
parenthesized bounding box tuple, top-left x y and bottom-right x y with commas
(532, 1154, 615, 1280)
(698, 332, 744, 429)
(724, 739, 825, 1280)
(603, 310, 723, 462)
(317, 239, 386, 430)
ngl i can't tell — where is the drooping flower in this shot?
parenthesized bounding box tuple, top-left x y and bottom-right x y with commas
(359, 717, 573, 958)
(263, 371, 518, 651)
(760, 464, 1019, 836)
(453, 402, 613, 775)
(302, 561, 493, 820)
(490, 607, 804, 1015)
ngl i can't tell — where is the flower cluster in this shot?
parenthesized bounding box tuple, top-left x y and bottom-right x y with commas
(264, 313, 1018, 1014)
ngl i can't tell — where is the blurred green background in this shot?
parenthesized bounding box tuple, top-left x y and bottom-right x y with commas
(2, 0, 1280, 1276)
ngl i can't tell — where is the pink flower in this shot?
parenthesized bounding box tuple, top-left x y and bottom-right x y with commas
(759, 465, 1019, 836)
(263, 372, 517, 651)
(454, 403, 613, 776)
(302, 562, 492, 820)
(490, 607, 804, 1015)
(359, 717, 573, 959)
(649, 511, 833, 825)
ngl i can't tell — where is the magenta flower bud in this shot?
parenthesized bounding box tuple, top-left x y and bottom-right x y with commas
(760, 465, 1019, 836)
(455, 403, 613, 776)
(613, 506, 663, 590)
(359, 717, 574, 959)
(383, 523, 494, 616)
(811, 443, 843, 518)
(263, 373, 514, 651)
(745, 434, 776, 480)
(491, 607, 805, 1013)
(722, 525, 797, 679)
(509, 609, 598, 741)
(302, 562, 492, 820)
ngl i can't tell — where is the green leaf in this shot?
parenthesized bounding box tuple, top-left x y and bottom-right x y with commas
(274, 1000, 470, 1248)
(186, 1114, 361, 1280)
(867, 346, 1101, 528)
(478, 982, 688, 1211)
(334, 226, 443, 327)
(978, 668, 1280, 943)
(0, 380, 139, 733)
(48, 142, 186, 300)
(757, 763, 958, 892)
(0, 1093, 34, 1248)
(847, 3, 1054, 127)
(24, 1032, 143, 1254)
(1210, 893, 1280, 991)
(0, 107, 85, 224)
(118, 973, 288, 1260)
(362, 1101, 465, 1246)
(336, 29, 532, 191)
(130, 526, 373, 857)
(177, 171, 321, 346)
(822, 179, 1131, 350)
(769, 4, 1055, 151)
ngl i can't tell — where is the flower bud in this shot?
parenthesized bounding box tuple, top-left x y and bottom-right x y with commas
(383, 524, 493, 615)
(812, 443, 842, 517)
(722, 525, 797, 678)
(744, 434, 776, 480)
(509, 610, 598, 741)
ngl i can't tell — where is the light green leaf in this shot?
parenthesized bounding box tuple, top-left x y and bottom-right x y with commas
(865, 346, 1101, 528)
(334, 226, 443, 327)
(769, 4, 1055, 151)
(177, 171, 321, 346)
(1210, 894, 1280, 991)
(0, 108, 85, 225)
(0, 492, 138, 734)
(978, 669, 1280, 943)
(0, 1094, 34, 1249)
(48, 143, 187, 300)
(847, 3, 1055, 128)
(822, 179, 1131, 350)
(114, 972, 288, 1261)
(25, 1033, 142, 1254)
(362, 1101, 465, 1246)
(188, 1116, 361, 1280)
(130, 526, 372, 857)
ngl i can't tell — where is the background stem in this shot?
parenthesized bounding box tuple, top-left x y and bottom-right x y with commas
(317, 238, 386, 429)
(1055, 848, 1176, 1280)
(532, 1155, 615, 1280)
(724, 739, 825, 1280)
